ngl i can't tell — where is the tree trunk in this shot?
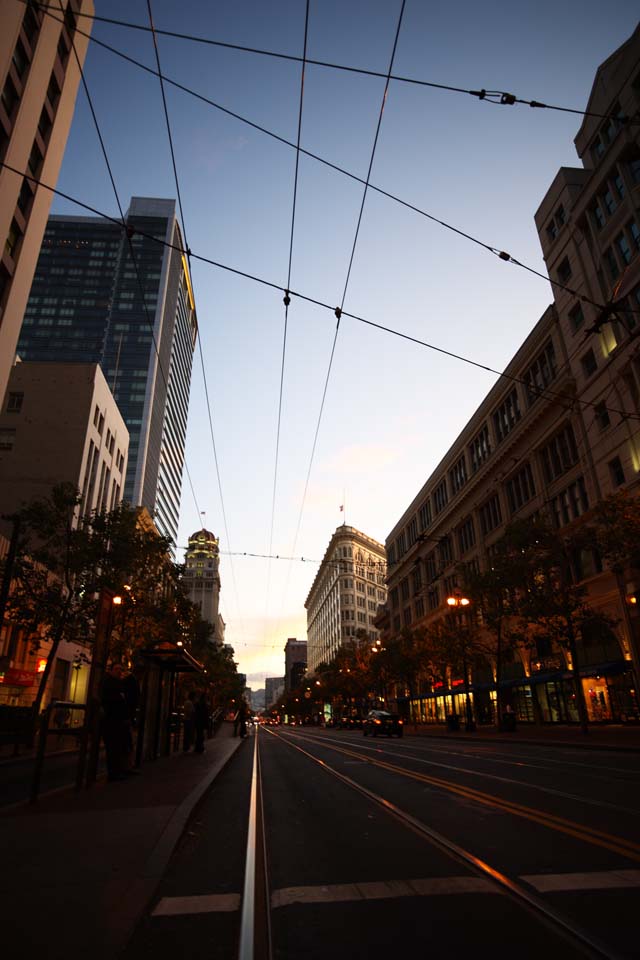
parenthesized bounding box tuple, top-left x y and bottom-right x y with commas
(566, 615, 589, 735)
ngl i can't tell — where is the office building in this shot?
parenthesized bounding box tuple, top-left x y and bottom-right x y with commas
(305, 525, 387, 674)
(182, 528, 222, 642)
(16, 196, 198, 545)
(284, 637, 307, 692)
(0, 360, 128, 707)
(0, 0, 93, 405)
(384, 24, 640, 725)
(265, 676, 285, 709)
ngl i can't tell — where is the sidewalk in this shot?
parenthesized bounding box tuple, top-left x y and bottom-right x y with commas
(0, 720, 246, 959)
(403, 721, 640, 752)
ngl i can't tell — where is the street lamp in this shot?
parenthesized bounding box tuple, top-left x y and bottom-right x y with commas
(446, 594, 475, 733)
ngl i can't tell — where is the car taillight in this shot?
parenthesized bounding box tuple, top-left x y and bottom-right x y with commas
(374, 719, 381, 724)
(398, 720, 403, 725)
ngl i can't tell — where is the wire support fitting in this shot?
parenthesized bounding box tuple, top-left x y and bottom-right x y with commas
(334, 307, 342, 321)
(283, 289, 291, 307)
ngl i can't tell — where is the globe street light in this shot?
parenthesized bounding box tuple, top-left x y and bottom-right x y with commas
(447, 594, 475, 733)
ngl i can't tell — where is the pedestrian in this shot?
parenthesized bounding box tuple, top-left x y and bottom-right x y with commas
(239, 702, 248, 738)
(122, 666, 141, 773)
(183, 691, 196, 752)
(194, 691, 208, 753)
(101, 663, 130, 782)
(233, 707, 240, 738)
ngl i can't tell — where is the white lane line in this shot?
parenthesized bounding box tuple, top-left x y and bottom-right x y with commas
(270, 876, 497, 908)
(521, 869, 640, 892)
(152, 893, 241, 916)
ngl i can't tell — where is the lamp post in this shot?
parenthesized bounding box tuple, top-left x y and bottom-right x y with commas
(446, 594, 475, 733)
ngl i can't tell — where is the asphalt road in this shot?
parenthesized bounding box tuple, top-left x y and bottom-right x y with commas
(124, 727, 640, 959)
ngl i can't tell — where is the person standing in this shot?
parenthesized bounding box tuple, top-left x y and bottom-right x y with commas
(183, 691, 196, 752)
(239, 702, 248, 738)
(101, 663, 129, 782)
(194, 691, 208, 753)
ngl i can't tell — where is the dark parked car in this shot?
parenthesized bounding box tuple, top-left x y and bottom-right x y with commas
(363, 710, 403, 737)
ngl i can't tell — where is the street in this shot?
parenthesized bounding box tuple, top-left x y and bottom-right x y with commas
(124, 727, 640, 959)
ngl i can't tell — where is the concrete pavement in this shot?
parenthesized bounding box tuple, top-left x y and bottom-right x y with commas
(0, 720, 246, 959)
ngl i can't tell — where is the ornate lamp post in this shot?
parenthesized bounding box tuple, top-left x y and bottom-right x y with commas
(446, 594, 475, 732)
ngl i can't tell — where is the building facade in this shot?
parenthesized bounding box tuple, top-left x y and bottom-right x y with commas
(284, 637, 307, 692)
(265, 676, 285, 709)
(0, 0, 93, 406)
(384, 25, 640, 726)
(182, 528, 222, 642)
(0, 360, 128, 707)
(305, 525, 387, 675)
(16, 197, 198, 546)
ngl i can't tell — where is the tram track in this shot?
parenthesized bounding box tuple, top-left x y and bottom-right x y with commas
(251, 726, 634, 960)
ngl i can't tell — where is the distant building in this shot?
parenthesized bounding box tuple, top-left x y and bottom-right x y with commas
(16, 197, 198, 546)
(383, 24, 640, 727)
(284, 637, 307, 691)
(305, 525, 387, 674)
(0, 0, 94, 405)
(182, 528, 221, 641)
(265, 676, 285, 709)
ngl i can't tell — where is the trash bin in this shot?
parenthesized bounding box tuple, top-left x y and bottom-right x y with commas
(502, 711, 516, 732)
(446, 713, 460, 732)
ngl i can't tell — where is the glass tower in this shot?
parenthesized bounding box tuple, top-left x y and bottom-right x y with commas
(17, 197, 197, 545)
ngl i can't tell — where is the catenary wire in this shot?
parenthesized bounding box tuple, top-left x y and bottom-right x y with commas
(264, 0, 311, 639)
(25, 2, 633, 319)
(145, 0, 247, 640)
(4, 158, 640, 430)
(272, 0, 407, 643)
(25, 0, 639, 126)
(54, 0, 203, 531)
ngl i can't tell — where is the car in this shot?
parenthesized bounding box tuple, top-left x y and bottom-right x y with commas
(363, 710, 403, 737)
(338, 715, 363, 730)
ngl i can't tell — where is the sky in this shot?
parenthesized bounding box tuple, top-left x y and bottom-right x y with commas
(47, 0, 639, 686)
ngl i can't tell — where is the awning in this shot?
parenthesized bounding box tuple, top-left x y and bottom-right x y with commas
(139, 642, 204, 673)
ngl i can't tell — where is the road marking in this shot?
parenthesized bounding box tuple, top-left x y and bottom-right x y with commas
(521, 869, 640, 892)
(152, 893, 241, 916)
(271, 876, 497, 908)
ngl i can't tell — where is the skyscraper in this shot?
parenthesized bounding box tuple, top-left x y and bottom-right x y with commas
(0, 0, 94, 405)
(16, 197, 198, 545)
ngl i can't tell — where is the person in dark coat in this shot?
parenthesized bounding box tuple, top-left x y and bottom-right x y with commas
(183, 691, 196, 752)
(101, 664, 130, 781)
(194, 691, 209, 753)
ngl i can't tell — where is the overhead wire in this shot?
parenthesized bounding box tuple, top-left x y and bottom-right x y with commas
(264, 0, 311, 635)
(24, 1, 634, 320)
(5, 157, 640, 430)
(144, 0, 246, 640)
(54, 0, 203, 531)
(273, 0, 407, 642)
(25, 0, 639, 126)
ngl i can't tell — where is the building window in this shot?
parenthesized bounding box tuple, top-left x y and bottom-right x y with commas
(479, 495, 502, 536)
(0, 428, 16, 451)
(438, 536, 452, 565)
(506, 463, 536, 514)
(550, 477, 589, 528)
(5, 218, 23, 260)
(604, 247, 619, 281)
(6, 391, 23, 413)
(458, 517, 476, 555)
(523, 340, 556, 406)
(493, 389, 521, 444)
(557, 257, 572, 284)
(569, 302, 584, 332)
(595, 402, 610, 430)
(1, 76, 19, 119)
(418, 500, 431, 531)
(581, 349, 597, 379)
(449, 455, 467, 494)
(540, 423, 579, 483)
(590, 201, 606, 230)
(428, 587, 439, 611)
(609, 456, 625, 488)
(415, 597, 425, 619)
(407, 516, 418, 547)
(400, 579, 410, 602)
(616, 232, 632, 265)
(433, 479, 448, 514)
(469, 424, 491, 473)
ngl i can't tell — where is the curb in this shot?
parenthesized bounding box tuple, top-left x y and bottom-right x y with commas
(403, 730, 640, 753)
(111, 735, 247, 956)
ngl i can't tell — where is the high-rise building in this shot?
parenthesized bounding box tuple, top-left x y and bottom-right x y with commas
(383, 24, 640, 727)
(0, 0, 93, 406)
(182, 528, 222, 642)
(284, 637, 307, 692)
(16, 197, 198, 545)
(265, 676, 285, 709)
(305, 525, 387, 674)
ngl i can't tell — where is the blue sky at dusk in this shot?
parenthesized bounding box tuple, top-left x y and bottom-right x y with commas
(48, 0, 639, 685)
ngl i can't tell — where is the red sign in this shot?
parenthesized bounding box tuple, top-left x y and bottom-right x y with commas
(0, 668, 38, 687)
